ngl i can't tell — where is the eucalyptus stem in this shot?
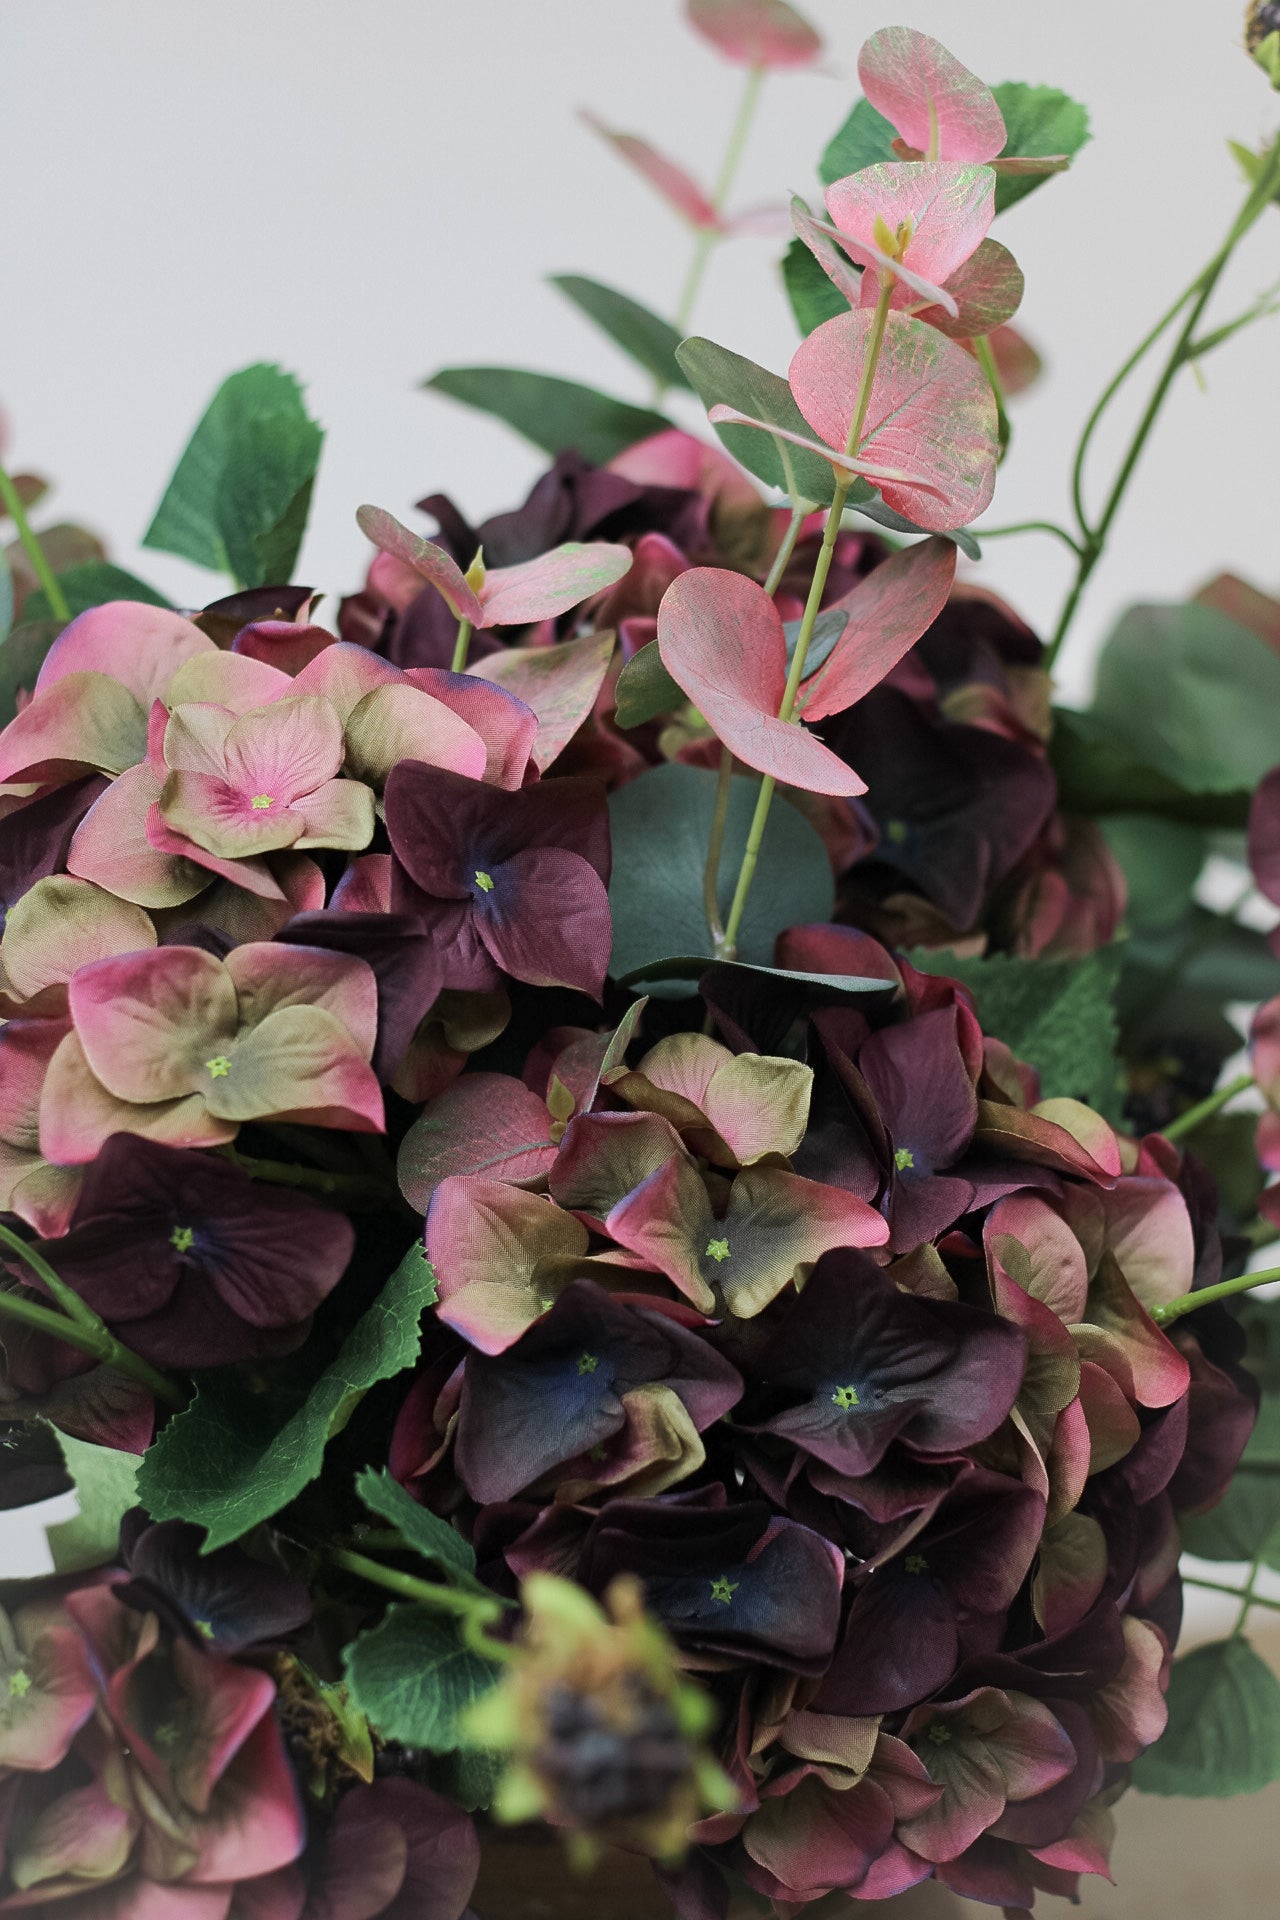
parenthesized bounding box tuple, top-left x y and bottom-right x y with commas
(1161, 1070, 1255, 1144)
(0, 1286, 184, 1407)
(1183, 1573, 1280, 1615)
(1151, 1262, 1280, 1327)
(215, 1145, 398, 1203)
(1048, 125, 1280, 669)
(0, 1220, 101, 1332)
(719, 278, 895, 958)
(1233, 1547, 1270, 1636)
(976, 519, 1084, 555)
(974, 332, 1010, 458)
(0, 460, 70, 624)
(330, 1545, 515, 1662)
(450, 618, 474, 674)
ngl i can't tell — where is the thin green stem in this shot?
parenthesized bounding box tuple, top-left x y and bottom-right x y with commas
(330, 1545, 515, 1661)
(1049, 127, 1280, 669)
(1068, 284, 1197, 542)
(1183, 1574, 1280, 1615)
(0, 461, 70, 624)
(0, 1286, 184, 1407)
(1233, 1549, 1269, 1636)
(215, 1145, 398, 1203)
(1152, 1262, 1280, 1327)
(975, 519, 1084, 556)
(0, 1220, 101, 1332)
(450, 618, 474, 674)
(1162, 1070, 1255, 1144)
(974, 333, 1010, 459)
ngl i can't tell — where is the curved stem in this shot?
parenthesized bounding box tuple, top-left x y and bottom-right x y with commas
(0, 1220, 102, 1332)
(0, 461, 70, 624)
(0, 1286, 184, 1407)
(1183, 1573, 1280, 1616)
(215, 1145, 397, 1203)
(1161, 1070, 1255, 1144)
(975, 519, 1084, 556)
(330, 1545, 515, 1662)
(974, 333, 1010, 459)
(450, 618, 474, 674)
(1068, 284, 1197, 541)
(1152, 1262, 1280, 1327)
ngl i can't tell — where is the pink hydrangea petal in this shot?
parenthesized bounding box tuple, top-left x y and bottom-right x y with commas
(476, 543, 632, 629)
(430, 1176, 592, 1353)
(67, 765, 213, 909)
(332, 853, 393, 914)
(289, 778, 376, 852)
(221, 696, 345, 803)
(146, 805, 289, 901)
(355, 505, 483, 625)
(984, 1193, 1091, 1324)
(0, 877, 156, 1001)
(580, 112, 724, 230)
(397, 1071, 557, 1212)
(404, 669, 539, 789)
(205, 1005, 384, 1132)
(344, 683, 489, 787)
(470, 630, 616, 772)
(33, 601, 216, 707)
(1099, 1176, 1195, 1309)
(162, 703, 240, 777)
(789, 309, 998, 530)
(225, 943, 378, 1057)
(608, 428, 764, 515)
(796, 538, 956, 723)
(69, 945, 237, 1103)
(686, 0, 822, 69)
(160, 773, 306, 859)
(291, 641, 405, 724)
(164, 651, 295, 715)
(0, 673, 147, 784)
(183, 1714, 306, 1885)
(232, 618, 335, 675)
(858, 26, 1006, 164)
(657, 567, 865, 796)
(38, 1030, 236, 1165)
(5, 1779, 136, 1888)
(605, 1154, 717, 1310)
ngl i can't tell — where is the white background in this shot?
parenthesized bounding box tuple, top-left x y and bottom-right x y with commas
(2, 2, 1280, 1594)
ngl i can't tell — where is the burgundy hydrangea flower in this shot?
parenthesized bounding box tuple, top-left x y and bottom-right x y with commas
(114, 1511, 312, 1656)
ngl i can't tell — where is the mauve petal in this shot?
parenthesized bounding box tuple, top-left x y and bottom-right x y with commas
(290, 642, 404, 724)
(68, 763, 213, 909)
(355, 506, 484, 625)
(404, 669, 538, 789)
(0, 672, 147, 784)
(232, 619, 335, 675)
(146, 804, 289, 902)
(430, 1176, 590, 1354)
(344, 683, 488, 787)
(35, 602, 215, 704)
(857, 26, 1006, 163)
(164, 703, 240, 777)
(6, 1779, 136, 1887)
(70, 945, 236, 1104)
(472, 845, 612, 997)
(220, 696, 344, 803)
(183, 1713, 306, 1884)
(205, 1005, 384, 1132)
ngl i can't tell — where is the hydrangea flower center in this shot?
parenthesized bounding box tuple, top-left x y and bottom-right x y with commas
(7, 1668, 31, 1699)
(250, 794, 275, 810)
(474, 870, 495, 893)
(170, 1225, 195, 1252)
(927, 1722, 952, 1746)
(894, 1146, 916, 1171)
(205, 1056, 232, 1079)
(709, 1576, 738, 1605)
(832, 1384, 860, 1409)
(905, 1553, 929, 1574)
(577, 1351, 599, 1376)
(705, 1237, 731, 1263)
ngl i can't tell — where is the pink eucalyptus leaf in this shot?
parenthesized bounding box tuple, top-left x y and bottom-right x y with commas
(790, 197, 863, 307)
(68, 945, 237, 1104)
(34, 601, 216, 706)
(164, 650, 295, 714)
(657, 567, 865, 796)
(796, 538, 956, 722)
(686, 0, 821, 68)
(858, 27, 1006, 164)
(825, 163, 994, 300)
(581, 112, 724, 230)
(475, 542, 632, 629)
(912, 239, 1025, 340)
(66, 764, 213, 910)
(471, 630, 616, 771)
(356, 505, 483, 625)
(723, 202, 792, 237)
(789, 309, 999, 530)
(397, 1071, 557, 1212)
(344, 684, 489, 787)
(706, 402, 945, 497)
(0, 672, 147, 784)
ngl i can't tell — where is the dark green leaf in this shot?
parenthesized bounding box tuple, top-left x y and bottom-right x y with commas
(355, 1466, 490, 1595)
(426, 1745, 502, 1813)
(144, 364, 323, 589)
(990, 82, 1091, 213)
(1133, 1638, 1280, 1796)
(550, 275, 691, 390)
(23, 561, 172, 624)
(1187, 1111, 1268, 1227)
(784, 609, 847, 675)
(781, 236, 848, 336)
(1101, 814, 1208, 933)
(819, 98, 897, 188)
(613, 638, 685, 729)
(846, 496, 981, 560)
(676, 336, 835, 505)
(1092, 602, 1280, 797)
(1180, 1473, 1280, 1568)
(343, 1605, 498, 1753)
(908, 945, 1125, 1118)
(1051, 709, 1252, 828)
(136, 1242, 436, 1551)
(0, 554, 12, 644)
(0, 619, 64, 728)
(1122, 908, 1280, 1008)
(607, 762, 833, 994)
(425, 367, 670, 466)
(44, 1429, 139, 1575)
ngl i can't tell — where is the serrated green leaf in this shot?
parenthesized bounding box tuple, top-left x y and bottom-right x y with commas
(550, 275, 692, 390)
(676, 336, 834, 506)
(1133, 1638, 1280, 1796)
(613, 638, 684, 728)
(608, 763, 833, 995)
(44, 1429, 139, 1575)
(908, 945, 1124, 1118)
(819, 98, 897, 188)
(136, 1242, 436, 1551)
(343, 1604, 499, 1753)
(23, 561, 172, 624)
(781, 236, 849, 337)
(990, 82, 1091, 213)
(355, 1466, 490, 1595)
(426, 367, 670, 466)
(144, 364, 323, 589)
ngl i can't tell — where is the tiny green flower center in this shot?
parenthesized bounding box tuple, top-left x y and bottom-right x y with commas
(705, 1237, 731, 1264)
(205, 1056, 232, 1079)
(195, 1620, 215, 1641)
(474, 870, 495, 893)
(155, 1721, 181, 1749)
(577, 1351, 599, 1376)
(885, 818, 909, 845)
(250, 794, 275, 810)
(170, 1226, 195, 1253)
(894, 1146, 915, 1171)
(7, 1668, 31, 1699)
(927, 1722, 952, 1746)
(905, 1553, 929, 1575)
(832, 1384, 860, 1410)
(709, 1576, 739, 1606)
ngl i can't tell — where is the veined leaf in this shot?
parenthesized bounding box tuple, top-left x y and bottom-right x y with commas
(550, 275, 692, 389)
(426, 366, 669, 465)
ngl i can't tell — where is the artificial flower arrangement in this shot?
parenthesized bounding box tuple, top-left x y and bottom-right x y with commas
(6, 3, 1280, 1914)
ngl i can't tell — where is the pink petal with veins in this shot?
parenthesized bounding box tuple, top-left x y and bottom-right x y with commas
(67, 764, 213, 910)
(858, 27, 1006, 164)
(33, 601, 215, 706)
(69, 945, 236, 1104)
(225, 943, 378, 1057)
(0, 673, 147, 784)
(405, 669, 539, 789)
(355, 505, 483, 624)
(164, 651, 295, 714)
(825, 163, 994, 307)
(146, 806, 289, 901)
(39, 1030, 236, 1165)
(344, 683, 488, 787)
(291, 641, 405, 723)
(797, 539, 956, 722)
(581, 112, 723, 229)
(471, 630, 616, 770)
(686, 0, 821, 69)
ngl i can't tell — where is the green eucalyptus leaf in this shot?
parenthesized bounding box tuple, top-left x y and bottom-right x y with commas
(144, 363, 324, 589)
(990, 82, 1091, 213)
(613, 638, 685, 729)
(425, 367, 670, 466)
(607, 762, 834, 994)
(136, 1242, 436, 1551)
(343, 1605, 499, 1753)
(1051, 709, 1252, 828)
(1133, 1638, 1280, 1797)
(819, 98, 897, 187)
(676, 336, 834, 506)
(23, 562, 172, 624)
(0, 553, 12, 644)
(0, 620, 65, 728)
(550, 275, 691, 390)
(908, 945, 1125, 1119)
(355, 1466, 491, 1595)
(44, 1429, 139, 1575)
(1101, 814, 1208, 933)
(781, 236, 849, 336)
(1179, 1473, 1280, 1567)
(846, 496, 980, 560)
